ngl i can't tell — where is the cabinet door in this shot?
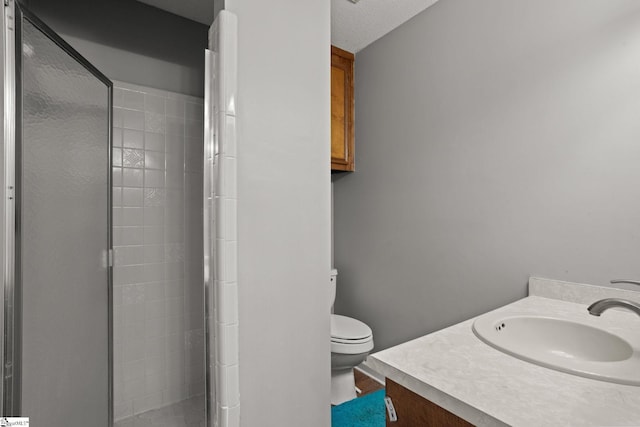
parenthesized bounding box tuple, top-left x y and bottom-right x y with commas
(331, 46, 355, 171)
(386, 379, 474, 427)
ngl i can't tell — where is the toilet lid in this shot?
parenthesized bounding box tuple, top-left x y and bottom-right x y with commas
(331, 314, 372, 341)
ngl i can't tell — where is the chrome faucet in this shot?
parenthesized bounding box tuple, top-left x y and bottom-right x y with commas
(588, 298, 640, 317)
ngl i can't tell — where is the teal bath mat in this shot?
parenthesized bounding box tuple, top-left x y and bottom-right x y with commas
(331, 390, 385, 427)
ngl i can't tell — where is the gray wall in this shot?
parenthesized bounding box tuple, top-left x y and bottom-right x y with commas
(26, 0, 208, 97)
(226, 0, 332, 426)
(333, 0, 640, 351)
(214, 0, 225, 19)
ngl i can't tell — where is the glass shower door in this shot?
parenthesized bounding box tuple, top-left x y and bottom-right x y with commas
(2, 1, 112, 425)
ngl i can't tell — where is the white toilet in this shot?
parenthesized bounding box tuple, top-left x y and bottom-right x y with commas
(330, 269, 374, 405)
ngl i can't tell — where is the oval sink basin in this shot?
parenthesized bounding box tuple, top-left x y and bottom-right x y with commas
(473, 314, 640, 385)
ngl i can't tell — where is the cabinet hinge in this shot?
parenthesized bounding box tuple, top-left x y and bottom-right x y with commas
(4, 361, 13, 380)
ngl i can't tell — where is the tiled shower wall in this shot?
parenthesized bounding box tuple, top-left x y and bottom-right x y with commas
(112, 81, 204, 420)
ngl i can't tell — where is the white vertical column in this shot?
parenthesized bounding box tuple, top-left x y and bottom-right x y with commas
(206, 10, 239, 427)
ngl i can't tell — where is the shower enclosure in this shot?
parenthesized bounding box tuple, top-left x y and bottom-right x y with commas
(1, 2, 238, 426)
(1, 0, 112, 425)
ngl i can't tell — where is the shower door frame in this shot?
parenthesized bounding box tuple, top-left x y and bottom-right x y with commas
(1, 0, 114, 422)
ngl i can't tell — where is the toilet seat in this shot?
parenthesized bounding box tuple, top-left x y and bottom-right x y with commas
(331, 338, 373, 355)
(331, 314, 372, 340)
(331, 314, 374, 355)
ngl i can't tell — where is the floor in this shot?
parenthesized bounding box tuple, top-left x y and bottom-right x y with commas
(354, 368, 385, 397)
(114, 369, 382, 426)
(114, 395, 205, 427)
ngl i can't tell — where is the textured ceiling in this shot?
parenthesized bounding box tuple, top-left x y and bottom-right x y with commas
(136, 0, 439, 53)
(331, 0, 440, 52)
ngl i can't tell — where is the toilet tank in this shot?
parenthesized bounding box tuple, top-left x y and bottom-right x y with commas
(330, 269, 338, 308)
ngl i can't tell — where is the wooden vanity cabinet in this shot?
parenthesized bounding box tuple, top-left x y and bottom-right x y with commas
(386, 379, 473, 427)
(331, 45, 355, 172)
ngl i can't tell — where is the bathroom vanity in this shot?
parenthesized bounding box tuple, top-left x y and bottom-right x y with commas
(368, 278, 640, 426)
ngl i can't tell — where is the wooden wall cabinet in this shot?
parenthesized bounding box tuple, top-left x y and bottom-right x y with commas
(386, 379, 474, 427)
(331, 45, 355, 172)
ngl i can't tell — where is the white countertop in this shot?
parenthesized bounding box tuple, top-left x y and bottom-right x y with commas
(368, 279, 640, 427)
